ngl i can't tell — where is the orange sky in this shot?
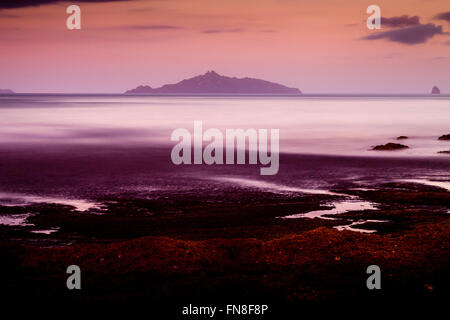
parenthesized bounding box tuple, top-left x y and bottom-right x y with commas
(0, 0, 449, 93)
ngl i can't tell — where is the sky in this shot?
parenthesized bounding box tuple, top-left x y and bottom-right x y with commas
(0, 0, 449, 93)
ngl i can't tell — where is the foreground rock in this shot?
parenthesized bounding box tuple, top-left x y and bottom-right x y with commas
(0, 183, 449, 309)
(2, 219, 448, 306)
(372, 143, 409, 151)
(438, 134, 450, 141)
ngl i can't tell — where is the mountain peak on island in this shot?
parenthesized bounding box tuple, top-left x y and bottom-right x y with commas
(125, 71, 301, 95)
(205, 70, 219, 76)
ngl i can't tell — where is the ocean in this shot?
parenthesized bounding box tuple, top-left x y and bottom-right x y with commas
(0, 94, 449, 237)
(1, 94, 449, 156)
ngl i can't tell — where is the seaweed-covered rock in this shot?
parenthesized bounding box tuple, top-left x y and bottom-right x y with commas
(372, 143, 409, 151)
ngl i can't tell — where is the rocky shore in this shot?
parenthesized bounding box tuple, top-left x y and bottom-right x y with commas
(0, 145, 449, 315)
(1, 181, 449, 311)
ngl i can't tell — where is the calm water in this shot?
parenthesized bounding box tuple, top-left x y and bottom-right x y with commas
(1, 95, 449, 156)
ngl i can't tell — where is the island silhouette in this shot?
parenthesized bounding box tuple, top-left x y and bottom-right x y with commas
(125, 71, 301, 95)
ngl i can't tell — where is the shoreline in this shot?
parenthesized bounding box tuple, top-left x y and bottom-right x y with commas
(0, 145, 449, 305)
(2, 93, 450, 97)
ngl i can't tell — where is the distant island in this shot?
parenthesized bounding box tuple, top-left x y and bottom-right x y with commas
(125, 71, 301, 95)
(0, 89, 14, 94)
(431, 86, 440, 94)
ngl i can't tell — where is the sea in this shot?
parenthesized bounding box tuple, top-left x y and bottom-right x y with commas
(0, 94, 449, 234)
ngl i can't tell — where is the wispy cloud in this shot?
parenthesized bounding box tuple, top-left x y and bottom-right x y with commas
(428, 56, 449, 61)
(0, 12, 20, 18)
(362, 23, 444, 45)
(201, 28, 244, 34)
(382, 53, 400, 59)
(118, 25, 184, 31)
(434, 12, 450, 22)
(381, 15, 420, 28)
(0, 0, 131, 9)
(128, 7, 154, 13)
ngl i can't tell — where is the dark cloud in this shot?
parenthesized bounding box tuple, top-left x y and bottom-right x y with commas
(434, 12, 450, 22)
(381, 15, 420, 28)
(0, 0, 130, 9)
(202, 28, 244, 34)
(362, 23, 444, 45)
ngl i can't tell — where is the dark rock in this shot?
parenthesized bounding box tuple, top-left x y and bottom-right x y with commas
(396, 136, 408, 140)
(437, 150, 450, 154)
(372, 143, 409, 151)
(431, 86, 440, 94)
(438, 134, 450, 141)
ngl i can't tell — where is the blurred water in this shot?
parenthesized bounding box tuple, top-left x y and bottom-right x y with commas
(0, 95, 449, 237)
(1, 95, 449, 156)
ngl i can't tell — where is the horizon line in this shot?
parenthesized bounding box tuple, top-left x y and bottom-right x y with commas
(1, 92, 449, 97)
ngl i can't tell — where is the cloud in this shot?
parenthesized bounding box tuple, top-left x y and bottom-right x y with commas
(381, 15, 420, 28)
(118, 25, 184, 31)
(201, 28, 244, 34)
(434, 12, 450, 22)
(362, 23, 444, 45)
(428, 56, 449, 61)
(128, 7, 154, 13)
(0, 0, 130, 9)
(0, 12, 20, 18)
(382, 53, 400, 59)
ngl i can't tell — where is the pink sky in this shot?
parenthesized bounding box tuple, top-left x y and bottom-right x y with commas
(0, 0, 449, 93)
